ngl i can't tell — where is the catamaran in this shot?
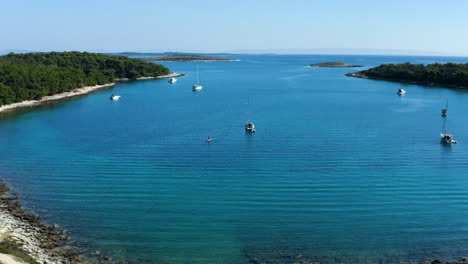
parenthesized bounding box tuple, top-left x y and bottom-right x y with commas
(192, 64, 203, 91)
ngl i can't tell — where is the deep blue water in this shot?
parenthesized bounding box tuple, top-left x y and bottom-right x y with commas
(1, 55, 468, 263)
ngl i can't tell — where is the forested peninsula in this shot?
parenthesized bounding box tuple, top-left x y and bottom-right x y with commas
(0, 52, 171, 107)
(346, 62, 468, 88)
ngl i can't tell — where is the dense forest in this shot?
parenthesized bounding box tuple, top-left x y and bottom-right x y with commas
(348, 62, 468, 88)
(0, 52, 170, 106)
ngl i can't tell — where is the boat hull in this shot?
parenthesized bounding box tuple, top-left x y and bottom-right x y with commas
(440, 133, 457, 144)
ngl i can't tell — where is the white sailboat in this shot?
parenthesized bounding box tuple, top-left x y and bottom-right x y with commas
(397, 88, 406, 95)
(192, 64, 203, 91)
(168, 78, 177, 83)
(440, 116, 457, 144)
(245, 98, 256, 133)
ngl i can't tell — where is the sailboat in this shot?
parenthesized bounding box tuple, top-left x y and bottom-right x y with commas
(245, 98, 256, 133)
(440, 116, 457, 144)
(192, 64, 203, 91)
(441, 99, 448, 117)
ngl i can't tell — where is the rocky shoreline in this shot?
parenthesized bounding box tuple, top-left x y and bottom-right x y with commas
(0, 73, 184, 114)
(0, 180, 80, 263)
(403, 258, 468, 264)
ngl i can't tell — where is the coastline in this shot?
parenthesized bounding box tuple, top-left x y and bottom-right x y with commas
(147, 59, 240, 62)
(0, 73, 184, 114)
(345, 72, 468, 89)
(0, 180, 78, 263)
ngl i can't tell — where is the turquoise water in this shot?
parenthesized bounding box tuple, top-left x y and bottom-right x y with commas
(1, 55, 468, 263)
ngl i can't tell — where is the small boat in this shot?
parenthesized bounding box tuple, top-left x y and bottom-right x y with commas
(168, 78, 177, 83)
(192, 64, 203, 91)
(397, 89, 406, 95)
(245, 98, 256, 133)
(440, 115, 457, 144)
(441, 99, 448, 117)
(110, 95, 121, 100)
(245, 121, 256, 133)
(206, 136, 214, 143)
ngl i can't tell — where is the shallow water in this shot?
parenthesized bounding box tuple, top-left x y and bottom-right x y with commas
(1, 55, 468, 263)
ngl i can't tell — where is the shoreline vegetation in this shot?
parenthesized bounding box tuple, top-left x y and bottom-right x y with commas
(346, 62, 468, 89)
(0, 51, 183, 113)
(143, 54, 239, 62)
(0, 73, 183, 114)
(0, 52, 172, 108)
(310, 62, 363, 67)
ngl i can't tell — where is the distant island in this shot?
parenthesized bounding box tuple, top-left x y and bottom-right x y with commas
(346, 62, 468, 89)
(144, 54, 238, 62)
(310, 62, 362, 67)
(0, 52, 180, 109)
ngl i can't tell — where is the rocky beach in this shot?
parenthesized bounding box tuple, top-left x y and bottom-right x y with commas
(0, 180, 79, 264)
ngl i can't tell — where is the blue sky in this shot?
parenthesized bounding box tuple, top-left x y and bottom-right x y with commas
(1, 0, 468, 55)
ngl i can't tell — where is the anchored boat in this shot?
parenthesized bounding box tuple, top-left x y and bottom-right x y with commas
(192, 64, 203, 91)
(245, 98, 256, 132)
(397, 89, 406, 95)
(245, 121, 256, 132)
(110, 94, 121, 100)
(440, 115, 457, 144)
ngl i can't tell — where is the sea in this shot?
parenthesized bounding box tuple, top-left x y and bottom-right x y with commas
(1, 54, 468, 264)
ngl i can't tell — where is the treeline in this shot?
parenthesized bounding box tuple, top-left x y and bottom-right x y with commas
(356, 62, 468, 87)
(0, 52, 170, 106)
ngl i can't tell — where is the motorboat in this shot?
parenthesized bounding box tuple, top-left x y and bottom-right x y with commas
(397, 89, 406, 95)
(168, 78, 177, 83)
(110, 94, 121, 100)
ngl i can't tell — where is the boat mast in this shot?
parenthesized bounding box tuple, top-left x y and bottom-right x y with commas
(442, 117, 447, 134)
(247, 97, 251, 122)
(197, 64, 200, 85)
